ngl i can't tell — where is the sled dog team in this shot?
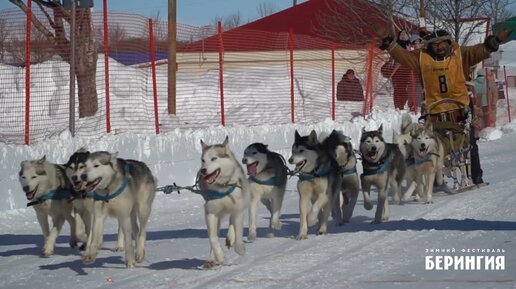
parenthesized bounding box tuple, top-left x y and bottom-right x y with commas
(19, 114, 450, 268)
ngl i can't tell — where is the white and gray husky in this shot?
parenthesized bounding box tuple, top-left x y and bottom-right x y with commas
(242, 143, 288, 240)
(80, 151, 156, 268)
(410, 123, 453, 203)
(198, 137, 249, 268)
(18, 156, 78, 256)
(321, 130, 360, 225)
(288, 130, 341, 239)
(64, 148, 125, 251)
(360, 124, 405, 223)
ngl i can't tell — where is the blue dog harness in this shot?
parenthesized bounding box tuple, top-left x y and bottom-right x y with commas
(362, 153, 392, 176)
(298, 161, 332, 181)
(204, 184, 237, 201)
(248, 175, 280, 186)
(27, 188, 74, 207)
(93, 164, 130, 202)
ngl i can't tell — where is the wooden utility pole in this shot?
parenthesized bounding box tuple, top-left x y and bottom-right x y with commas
(168, 0, 177, 114)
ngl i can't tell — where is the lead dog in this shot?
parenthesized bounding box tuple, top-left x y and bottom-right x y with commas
(199, 137, 249, 268)
(288, 130, 341, 239)
(321, 130, 360, 225)
(80, 151, 156, 268)
(18, 156, 77, 256)
(242, 143, 288, 240)
(360, 124, 405, 223)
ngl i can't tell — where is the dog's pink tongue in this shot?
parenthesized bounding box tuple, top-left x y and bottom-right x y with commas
(247, 163, 257, 175)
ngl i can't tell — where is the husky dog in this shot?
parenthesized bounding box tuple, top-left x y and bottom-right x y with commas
(360, 124, 405, 223)
(393, 113, 424, 202)
(321, 130, 360, 225)
(199, 137, 249, 268)
(288, 130, 341, 239)
(18, 156, 77, 256)
(242, 143, 288, 240)
(80, 151, 156, 268)
(410, 123, 452, 203)
(64, 148, 125, 251)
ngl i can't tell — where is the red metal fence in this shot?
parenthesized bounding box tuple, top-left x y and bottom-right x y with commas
(0, 4, 512, 145)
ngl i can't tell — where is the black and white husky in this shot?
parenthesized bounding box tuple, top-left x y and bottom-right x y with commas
(18, 156, 78, 256)
(360, 124, 405, 223)
(198, 137, 249, 268)
(242, 143, 288, 240)
(80, 151, 156, 268)
(321, 130, 360, 225)
(288, 130, 341, 239)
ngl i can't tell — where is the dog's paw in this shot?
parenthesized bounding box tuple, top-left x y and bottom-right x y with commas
(247, 232, 256, 242)
(271, 220, 282, 231)
(135, 250, 145, 263)
(82, 253, 96, 264)
(371, 220, 382, 224)
(364, 202, 374, 210)
(69, 239, 78, 249)
(316, 230, 327, 236)
(125, 259, 135, 269)
(113, 245, 125, 252)
(42, 249, 54, 257)
(266, 232, 274, 238)
(425, 200, 433, 204)
(296, 234, 308, 240)
(392, 197, 401, 205)
(234, 243, 245, 256)
(202, 260, 219, 270)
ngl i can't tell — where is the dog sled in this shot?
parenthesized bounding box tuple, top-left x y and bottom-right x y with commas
(421, 98, 479, 192)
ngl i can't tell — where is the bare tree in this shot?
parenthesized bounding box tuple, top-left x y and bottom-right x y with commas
(108, 23, 126, 54)
(213, 11, 243, 31)
(257, 2, 276, 18)
(8, 0, 98, 118)
(0, 19, 8, 62)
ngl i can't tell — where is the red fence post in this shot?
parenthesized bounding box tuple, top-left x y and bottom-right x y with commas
(24, 0, 32, 145)
(289, 28, 295, 123)
(331, 45, 335, 121)
(149, 19, 160, 134)
(410, 72, 416, 113)
(504, 65, 511, 123)
(217, 21, 225, 126)
(103, 0, 111, 133)
(362, 39, 376, 117)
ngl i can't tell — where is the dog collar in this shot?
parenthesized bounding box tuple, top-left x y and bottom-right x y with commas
(248, 175, 279, 186)
(93, 177, 128, 202)
(298, 161, 332, 181)
(341, 166, 357, 175)
(93, 164, 131, 202)
(27, 188, 74, 207)
(415, 153, 439, 165)
(362, 153, 392, 176)
(405, 157, 415, 167)
(205, 184, 237, 200)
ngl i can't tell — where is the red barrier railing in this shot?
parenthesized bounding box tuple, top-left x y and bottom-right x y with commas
(289, 27, 295, 123)
(218, 21, 225, 126)
(103, 0, 111, 133)
(331, 45, 335, 121)
(149, 19, 160, 134)
(24, 0, 31, 145)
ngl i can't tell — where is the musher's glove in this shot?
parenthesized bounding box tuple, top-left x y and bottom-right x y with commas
(374, 25, 393, 50)
(484, 28, 513, 52)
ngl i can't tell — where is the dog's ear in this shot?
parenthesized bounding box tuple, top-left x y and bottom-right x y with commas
(77, 147, 88, 153)
(20, 160, 28, 169)
(403, 139, 409, 145)
(425, 122, 433, 132)
(37, 155, 46, 164)
(361, 126, 366, 133)
(200, 139, 209, 151)
(308, 130, 318, 145)
(222, 136, 229, 147)
(294, 130, 301, 142)
(110, 152, 118, 163)
(377, 124, 383, 134)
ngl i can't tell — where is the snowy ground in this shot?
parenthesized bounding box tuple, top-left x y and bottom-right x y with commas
(1, 109, 516, 289)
